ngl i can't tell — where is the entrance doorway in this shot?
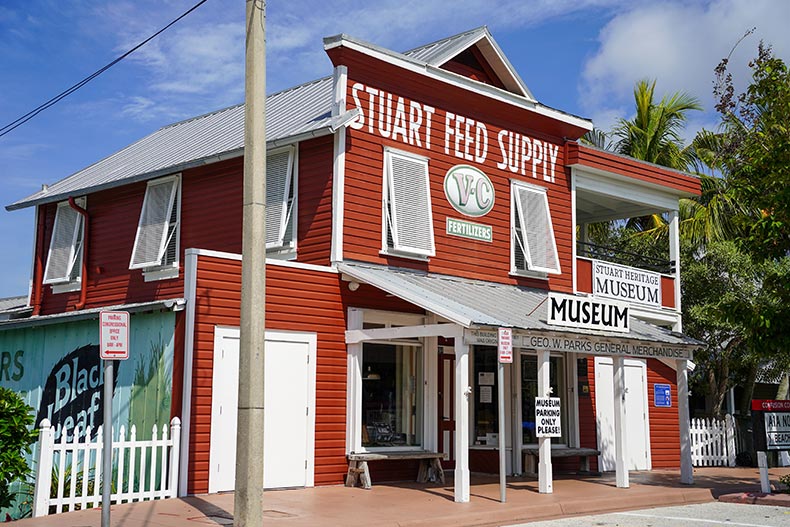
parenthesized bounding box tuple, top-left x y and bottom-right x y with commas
(208, 327, 317, 492)
(594, 357, 650, 471)
(438, 347, 455, 469)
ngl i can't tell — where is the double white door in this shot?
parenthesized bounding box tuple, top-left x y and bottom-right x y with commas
(208, 327, 316, 492)
(594, 357, 650, 471)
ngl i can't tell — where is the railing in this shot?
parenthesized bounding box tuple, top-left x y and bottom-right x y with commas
(576, 241, 675, 274)
(690, 414, 738, 467)
(32, 417, 181, 517)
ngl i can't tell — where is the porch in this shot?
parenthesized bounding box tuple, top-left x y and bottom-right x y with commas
(14, 467, 790, 527)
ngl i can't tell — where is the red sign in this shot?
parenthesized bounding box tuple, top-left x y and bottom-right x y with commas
(100, 311, 129, 360)
(752, 399, 790, 411)
(498, 327, 513, 364)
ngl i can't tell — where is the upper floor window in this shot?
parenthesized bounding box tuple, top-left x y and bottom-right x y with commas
(129, 175, 180, 276)
(511, 181, 560, 275)
(382, 148, 435, 258)
(266, 146, 296, 254)
(43, 197, 86, 286)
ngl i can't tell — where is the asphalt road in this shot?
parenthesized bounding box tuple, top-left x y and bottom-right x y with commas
(507, 502, 790, 527)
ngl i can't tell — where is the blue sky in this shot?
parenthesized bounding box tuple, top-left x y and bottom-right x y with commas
(1, 0, 789, 299)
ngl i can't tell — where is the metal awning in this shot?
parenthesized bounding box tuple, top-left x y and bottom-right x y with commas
(338, 262, 701, 350)
(0, 298, 185, 330)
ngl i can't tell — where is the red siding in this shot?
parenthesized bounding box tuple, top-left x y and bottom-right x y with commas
(661, 276, 676, 309)
(585, 356, 681, 470)
(187, 255, 422, 493)
(579, 356, 599, 472)
(37, 136, 335, 314)
(567, 143, 702, 197)
(646, 359, 681, 468)
(338, 52, 575, 293)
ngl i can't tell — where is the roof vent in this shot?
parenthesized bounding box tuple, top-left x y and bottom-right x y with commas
(41, 184, 48, 192)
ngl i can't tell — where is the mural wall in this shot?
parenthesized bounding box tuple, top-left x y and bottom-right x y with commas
(0, 310, 175, 477)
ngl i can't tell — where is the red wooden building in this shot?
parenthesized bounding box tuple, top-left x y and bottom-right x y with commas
(5, 27, 702, 502)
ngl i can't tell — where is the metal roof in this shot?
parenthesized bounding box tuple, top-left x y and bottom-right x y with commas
(338, 262, 701, 347)
(8, 77, 333, 211)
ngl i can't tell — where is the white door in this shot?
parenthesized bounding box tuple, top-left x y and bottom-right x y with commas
(594, 357, 650, 471)
(208, 327, 317, 492)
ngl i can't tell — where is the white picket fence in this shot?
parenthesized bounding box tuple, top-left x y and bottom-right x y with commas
(690, 414, 737, 467)
(32, 417, 181, 517)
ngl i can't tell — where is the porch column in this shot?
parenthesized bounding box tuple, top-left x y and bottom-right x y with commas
(668, 209, 682, 332)
(677, 358, 694, 484)
(613, 356, 629, 488)
(537, 350, 553, 493)
(454, 338, 471, 503)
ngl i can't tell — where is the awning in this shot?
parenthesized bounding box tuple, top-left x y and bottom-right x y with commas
(0, 298, 186, 330)
(338, 262, 702, 358)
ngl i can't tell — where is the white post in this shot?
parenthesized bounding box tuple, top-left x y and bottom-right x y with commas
(677, 359, 693, 484)
(613, 356, 629, 488)
(497, 361, 507, 503)
(169, 417, 182, 497)
(758, 451, 771, 493)
(454, 337, 470, 503)
(725, 414, 737, 467)
(668, 210, 682, 332)
(537, 350, 552, 493)
(32, 419, 53, 517)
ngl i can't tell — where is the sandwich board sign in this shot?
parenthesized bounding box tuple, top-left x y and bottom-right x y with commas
(100, 311, 129, 360)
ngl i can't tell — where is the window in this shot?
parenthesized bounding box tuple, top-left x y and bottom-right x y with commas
(473, 346, 500, 445)
(511, 181, 560, 275)
(361, 342, 423, 448)
(383, 148, 435, 258)
(521, 354, 567, 445)
(266, 147, 296, 253)
(130, 175, 180, 271)
(43, 198, 86, 285)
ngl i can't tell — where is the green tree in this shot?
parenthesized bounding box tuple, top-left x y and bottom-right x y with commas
(0, 388, 37, 510)
(682, 242, 790, 416)
(713, 43, 790, 260)
(612, 79, 702, 170)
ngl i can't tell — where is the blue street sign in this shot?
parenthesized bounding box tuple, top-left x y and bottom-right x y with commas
(654, 383, 672, 408)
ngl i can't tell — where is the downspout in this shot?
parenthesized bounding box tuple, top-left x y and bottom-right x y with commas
(31, 208, 45, 316)
(68, 197, 89, 310)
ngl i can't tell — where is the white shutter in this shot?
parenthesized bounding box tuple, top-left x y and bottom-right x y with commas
(43, 199, 85, 284)
(265, 148, 294, 248)
(130, 176, 179, 269)
(513, 183, 560, 274)
(385, 150, 435, 257)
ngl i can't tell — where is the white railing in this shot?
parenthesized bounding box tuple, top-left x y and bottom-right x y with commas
(32, 417, 181, 517)
(690, 414, 737, 467)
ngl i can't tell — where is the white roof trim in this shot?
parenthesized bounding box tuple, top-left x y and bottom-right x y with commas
(324, 35, 591, 132)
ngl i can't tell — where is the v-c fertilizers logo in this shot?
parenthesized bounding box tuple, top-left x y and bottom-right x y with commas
(443, 165, 495, 217)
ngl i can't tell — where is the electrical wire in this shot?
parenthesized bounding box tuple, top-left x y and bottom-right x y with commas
(0, 0, 210, 139)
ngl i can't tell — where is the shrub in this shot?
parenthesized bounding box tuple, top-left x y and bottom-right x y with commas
(0, 387, 37, 510)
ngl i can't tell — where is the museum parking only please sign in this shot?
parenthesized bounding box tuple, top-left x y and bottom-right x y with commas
(535, 397, 561, 437)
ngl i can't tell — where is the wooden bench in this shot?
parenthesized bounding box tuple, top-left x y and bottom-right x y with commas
(522, 447, 600, 475)
(345, 451, 445, 489)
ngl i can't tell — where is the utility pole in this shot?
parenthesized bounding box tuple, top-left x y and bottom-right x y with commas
(235, 1, 266, 526)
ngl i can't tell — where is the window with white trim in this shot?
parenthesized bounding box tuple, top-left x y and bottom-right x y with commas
(266, 146, 296, 253)
(382, 148, 435, 258)
(43, 197, 86, 285)
(511, 181, 560, 275)
(130, 175, 180, 272)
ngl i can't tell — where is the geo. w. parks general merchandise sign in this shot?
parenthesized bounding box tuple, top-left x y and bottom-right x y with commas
(547, 292, 630, 333)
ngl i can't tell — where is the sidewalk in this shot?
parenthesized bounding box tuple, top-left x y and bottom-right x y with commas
(13, 467, 790, 527)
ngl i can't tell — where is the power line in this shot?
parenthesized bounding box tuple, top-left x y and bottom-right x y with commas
(0, 0, 210, 139)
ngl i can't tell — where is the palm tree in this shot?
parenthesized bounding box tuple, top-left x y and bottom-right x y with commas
(611, 79, 702, 170)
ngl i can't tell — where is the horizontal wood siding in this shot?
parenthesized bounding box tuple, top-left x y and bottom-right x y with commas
(661, 276, 676, 308)
(297, 135, 334, 265)
(646, 359, 681, 468)
(567, 143, 701, 196)
(187, 255, 424, 493)
(338, 51, 574, 293)
(579, 356, 599, 472)
(37, 136, 334, 314)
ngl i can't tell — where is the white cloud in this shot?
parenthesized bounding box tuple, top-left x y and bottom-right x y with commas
(580, 0, 790, 135)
